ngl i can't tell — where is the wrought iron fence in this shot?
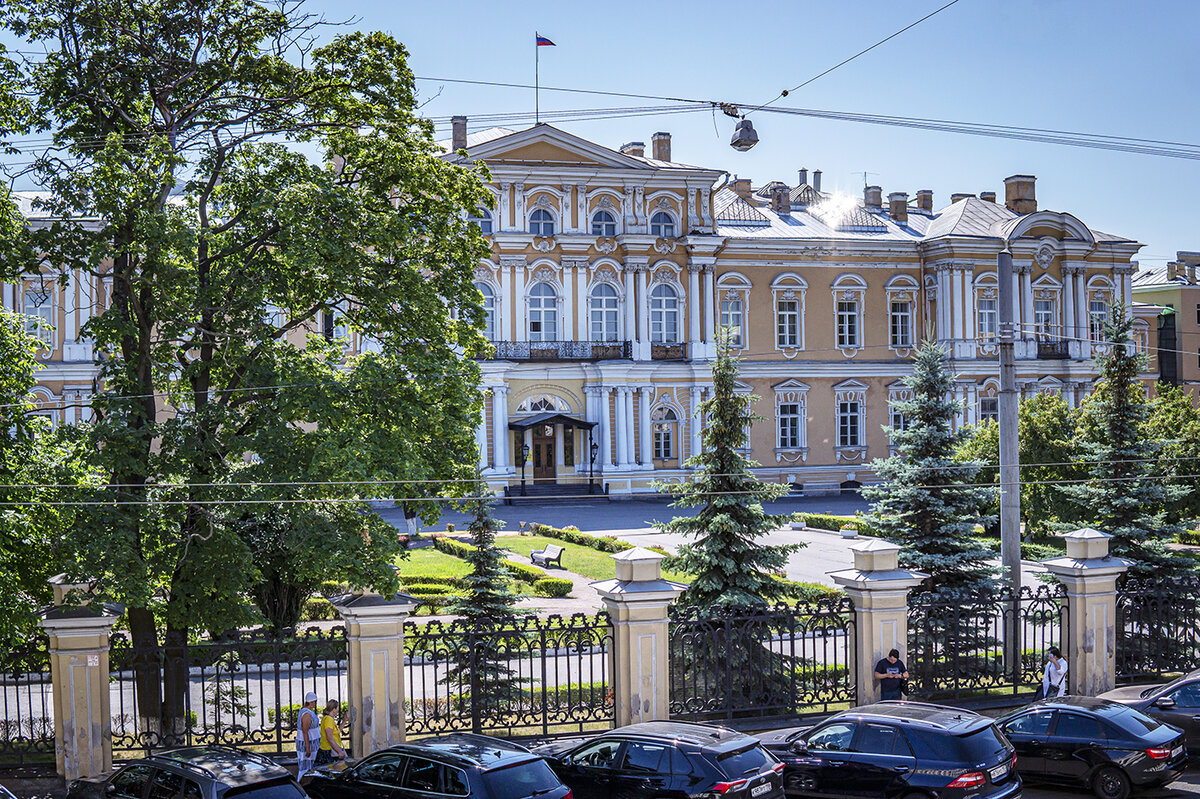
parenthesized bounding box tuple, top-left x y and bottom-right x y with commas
(491, 341, 632, 362)
(668, 599, 856, 723)
(1116, 578, 1200, 681)
(108, 628, 347, 760)
(0, 636, 54, 766)
(907, 584, 1066, 700)
(405, 613, 613, 738)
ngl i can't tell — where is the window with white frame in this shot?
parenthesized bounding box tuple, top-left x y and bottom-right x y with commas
(650, 211, 675, 238)
(23, 282, 54, 351)
(518, 394, 570, 413)
(475, 282, 496, 341)
(837, 300, 859, 348)
(834, 382, 867, 450)
(979, 396, 999, 423)
(325, 300, 349, 342)
(1034, 297, 1057, 340)
(773, 381, 809, 460)
(777, 402, 802, 449)
(652, 406, 677, 459)
(469, 208, 493, 235)
(777, 298, 800, 348)
(977, 297, 998, 339)
(529, 208, 556, 237)
(889, 300, 912, 348)
(262, 303, 285, 330)
(1089, 297, 1110, 343)
(591, 210, 617, 237)
(650, 284, 679, 343)
(589, 283, 619, 342)
(720, 294, 745, 347)
(528, 282, 558, 341)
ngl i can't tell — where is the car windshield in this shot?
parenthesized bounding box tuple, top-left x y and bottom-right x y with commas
(716, 744, 772, 777)
(1145, 676, 1190, 698)
(957, 726, 1011, 764)
(482, 759, 560, 799)
(1097, 703, 1163, 733)
(223, 778, 306, 799)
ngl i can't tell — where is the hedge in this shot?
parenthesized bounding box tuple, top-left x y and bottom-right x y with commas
(533, 578, 572, 598)
(1179, 529, 1200, 546)
(299, 597, 338, 622)
(433, 537, 545, 584)
(798, 513, 881, 538)
(531, 524, 634, 553)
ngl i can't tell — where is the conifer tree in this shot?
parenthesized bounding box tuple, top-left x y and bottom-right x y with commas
(1061, 311, 1190, 581)
(658, 333, 800, 607)
(864, 338, 995, 593)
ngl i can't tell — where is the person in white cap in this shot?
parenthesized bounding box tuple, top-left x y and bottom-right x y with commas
(296, 692, 321, 774)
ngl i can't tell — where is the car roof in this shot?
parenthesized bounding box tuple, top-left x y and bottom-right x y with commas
(402, 734, 535, 769)
(148, 747, 291, 786)
(597, 721, 753, 749)
(1020, 696, 1118, 712)
(835, 701, 991, 733)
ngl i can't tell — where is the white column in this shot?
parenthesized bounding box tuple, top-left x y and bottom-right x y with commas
(476, 406, 488, 469)
(702, 267, 716, 355)
(499, 263, 513, 341)
(1021, 267, 1035, 346)
(515, 265, 527, 342)
(1011, 269, 1022, 339)
(2, 282, 12, 311)
(689, 387, 704, 461)
(576, 262, 589, 341)
(1078, 269, 1091, 359)
(514, 183, 525, 232)
(1064, 269, 1077, 358)
(935, 269, 947, 341)
(65, 270, 77, 343)
(1121, 269, 1133, 312)
(951, 267, 965, 343)
(687, 265, 702, 352)
(491, 385, 510, 472)
(636, 266, 649, 358)
(623, 266, 636, 348)
(600, 387, 613, 468)
(555, 423, 565, 468)
(639, 386, 653, 467)
(562, 263, 575, 342)
(625, 387, 636, 464)
(615, 387, 630, 468)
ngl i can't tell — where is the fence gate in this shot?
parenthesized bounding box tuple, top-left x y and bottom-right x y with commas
(668, 598, 856, 724)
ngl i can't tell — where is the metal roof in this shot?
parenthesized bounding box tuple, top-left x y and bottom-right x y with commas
(714, 188, 770, 226)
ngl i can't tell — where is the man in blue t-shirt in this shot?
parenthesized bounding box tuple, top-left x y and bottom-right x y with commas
(874, 649, 908, 701)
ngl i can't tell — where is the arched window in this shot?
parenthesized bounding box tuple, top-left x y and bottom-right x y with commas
(650, 211, 676, 238)
(589, 283, 619, 342)
(650, 284, 679, 343)
(652, 406, 678, 460)
(469, 208, 493, 235)
(530, 208, 556, 237)
(528, 282, 558, 341)
(518, 394, 570, 413)
(23, 282, 55, 351)
(591, 210, 617, 237)
(475, 282, 496, 341)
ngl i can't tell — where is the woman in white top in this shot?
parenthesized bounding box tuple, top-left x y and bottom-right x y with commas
(1042, 646, 1068, 698)
(296, 691, 321, 774)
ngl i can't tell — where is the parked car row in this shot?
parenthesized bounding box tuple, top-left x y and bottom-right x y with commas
(68, 670, 1200, 799)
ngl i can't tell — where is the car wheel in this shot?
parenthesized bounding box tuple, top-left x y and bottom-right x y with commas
(1092, 767, 1131, 799)
(785, 773, 817, 795)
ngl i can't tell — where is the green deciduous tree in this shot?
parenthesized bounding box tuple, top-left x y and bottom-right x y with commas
(865, 338, 995, 593)
(1145, 383, 1200, 525)
(657, 333, 800, 608)
(0, 1, 490, 735)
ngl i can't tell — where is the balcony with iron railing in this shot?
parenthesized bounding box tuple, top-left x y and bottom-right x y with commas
(650, 342, 688, 361)
(1036, 338, 1070, 360)
(489, 340, 632, 362)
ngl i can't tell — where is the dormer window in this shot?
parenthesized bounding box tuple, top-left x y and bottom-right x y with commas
(469, 208, 493, 235)
(650, 211, 676, 238)
(530, 209, 556, 237)
(591, 210, 617, 237)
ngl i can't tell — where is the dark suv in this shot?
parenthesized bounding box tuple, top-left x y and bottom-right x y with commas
(757, 701, 1020, 799)
(301, 733, 569, 799)
(67, 746, 306, 799)
(534, 721, 785, 798)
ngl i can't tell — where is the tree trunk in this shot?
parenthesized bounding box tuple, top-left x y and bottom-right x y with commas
(161, 622, 190, 746)
(127, 606, 163, 747)
(404, 503, 419, 537)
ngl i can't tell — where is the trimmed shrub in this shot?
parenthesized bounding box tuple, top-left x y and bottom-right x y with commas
(799, 513, 880, 538)
(398, 574, 465, 588)
(533, 578, 572, 598)
(299, 597, 337, 622)
(402, 583, 456, 595)
(433, 536, 544, 584)
(531, 524, 634, 553)
(1179, 529, 1200, 546)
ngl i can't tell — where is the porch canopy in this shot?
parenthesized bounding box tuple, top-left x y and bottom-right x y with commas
(507, 412, 596, 431)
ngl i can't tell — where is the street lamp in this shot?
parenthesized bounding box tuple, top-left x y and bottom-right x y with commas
(518, 443, 531, 496)
(730, 118, 759, 152)
(589, 439, 599, 495)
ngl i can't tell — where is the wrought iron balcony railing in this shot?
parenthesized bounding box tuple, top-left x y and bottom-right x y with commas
(489, 340, 632, 361)
(651, 342, 688, 361)
(1036, 338, 1070, 360)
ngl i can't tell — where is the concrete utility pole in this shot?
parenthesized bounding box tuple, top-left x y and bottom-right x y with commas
(997, 248, 1022, 675)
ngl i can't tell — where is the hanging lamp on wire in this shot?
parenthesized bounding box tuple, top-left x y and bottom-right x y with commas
(730, 117, 759, 152)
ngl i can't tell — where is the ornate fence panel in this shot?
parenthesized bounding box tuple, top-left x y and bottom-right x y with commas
(1116, 578, 1200, 682)
(405, 613, 613, 738)
(668, 599, 856, 723)
(907, 585, 1066, 700)
(0, 636, 54, 767)
(109, 628, 347, 760)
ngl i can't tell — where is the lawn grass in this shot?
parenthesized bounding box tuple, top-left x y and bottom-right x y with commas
(498, 535, 691, 583)
(395, 547, 472, 578)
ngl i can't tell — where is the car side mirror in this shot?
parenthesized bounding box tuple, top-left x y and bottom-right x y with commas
(1154, 697, 1177, 710)
(790, 740, 809, 754)
(105, 785, 117, 795)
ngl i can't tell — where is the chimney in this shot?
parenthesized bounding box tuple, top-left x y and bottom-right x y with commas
(769, 184, 790, 214)
(797, 167, 808, 185)
(620, 141, 645, 157)
(731, 176, 752, 199)
(1168, 262, 1180, 281)
(651, 132, 671, 161)
(950, 193, 975, 203)
(864, 185, 883, 208)
(451, 115, 467, 151)
(980, 191, 997, 203)
(1190, 265, 1198, 284)
(812, 170, 822, 192)
(1004, 174, 1037, 214)
(916, 189, 933, 213)
(888, 192, 908, 224)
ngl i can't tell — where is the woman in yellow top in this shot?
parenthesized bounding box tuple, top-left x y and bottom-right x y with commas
(314, 700, 348, 766)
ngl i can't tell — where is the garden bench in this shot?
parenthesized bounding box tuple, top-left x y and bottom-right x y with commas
(531, 543, 565, 568)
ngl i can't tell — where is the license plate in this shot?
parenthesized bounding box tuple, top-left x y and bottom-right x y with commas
(751, 783, 772, 797)
(1172, 746, 1184, 759)
(989, 764, 1009, 781)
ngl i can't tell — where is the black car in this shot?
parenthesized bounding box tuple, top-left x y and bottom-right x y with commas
(1100, 668, 1200, 749)
(534, 721, 785, 799)
(999, 696, 1187, 799)
(301, 732, 569, 799)
(757, 701, 1019, 799)
(67, 746, 305, 799)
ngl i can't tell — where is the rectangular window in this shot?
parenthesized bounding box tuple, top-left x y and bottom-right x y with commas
(838, 401, 860, 447)
(979, 397, 999, 423)
(889, 301, 912, 348)
(837, 300, 859, 347)
(1089, 299, 1109, 342)
(777, 403, 801, 448)
(977, 298, 998, 339)
(776, 299, 799, 348)
(1034, 299, 1056, 339)
(653, 424, 672, 459)
(720, 298, 745, 347)
(1196, 303, 1200, 326)
(890, 407, 907, 432)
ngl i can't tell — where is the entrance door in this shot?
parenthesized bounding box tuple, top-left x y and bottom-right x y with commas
(532, 424, 556, 483)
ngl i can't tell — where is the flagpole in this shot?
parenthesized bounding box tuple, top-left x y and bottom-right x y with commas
(535, 31, 540, 124)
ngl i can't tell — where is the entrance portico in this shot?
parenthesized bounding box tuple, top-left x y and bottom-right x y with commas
(507, 411, 599, 493)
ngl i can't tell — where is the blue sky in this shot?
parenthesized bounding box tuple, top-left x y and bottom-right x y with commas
(299, 0, 1197, 263)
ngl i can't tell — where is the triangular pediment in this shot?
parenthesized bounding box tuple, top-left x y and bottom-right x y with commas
(465, 124, 652, 170)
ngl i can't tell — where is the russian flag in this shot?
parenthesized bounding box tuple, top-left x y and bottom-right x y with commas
(535, 34, 555, 46)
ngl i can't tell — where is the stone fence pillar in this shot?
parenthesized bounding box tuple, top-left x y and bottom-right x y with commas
(592, 548, 685, 726)
(1042, 528, 1131, 696)
(829, 539, 928, 706)
(39, 575, 123, 781)
(330, 590, 417, 757)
